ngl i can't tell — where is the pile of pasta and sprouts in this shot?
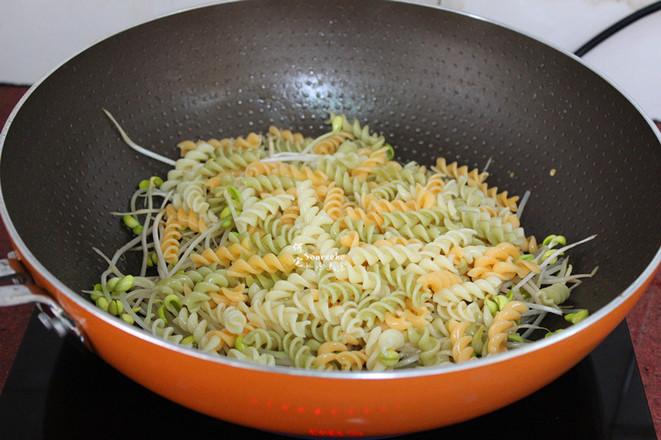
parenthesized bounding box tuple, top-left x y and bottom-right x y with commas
(90, 112, 596, 371)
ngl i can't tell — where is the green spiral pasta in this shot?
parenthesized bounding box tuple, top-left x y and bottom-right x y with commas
(382, 208, 447, 229)
(371, 163, 427, 186)
(240, 175, 296, 193)
(356, 291, 408, 328)
(242, 327, 284, 351)
(308, 318, 350, 344)
(458, 206, 525, 245)
(227, 346, 276, 365)
(333, 218, 384, 244)
(327, 111, 385, 148)
(406, 326, 444, 367)
(282, 333, 319, 369)
(537, 283, 571, 306)
(92, 111, 596, 371)
(374, 265, 430, 308)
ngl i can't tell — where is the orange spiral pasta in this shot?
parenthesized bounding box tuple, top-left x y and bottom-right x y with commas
(190, 242, 246, 267)
(344, 206, 384, 226)
(198, 132, 263, 151)
(435, 157, 488, 187)
(204, 322, 257, 352)
(411, 184, 436, 210)
(233, 132, 263, 150)
(487, 301, 529, 354)
(176, 139, 198, 156)
(448, 319, 474, 363)
(227, 253, 297, 277)
(323, 184, 345, 220)
(208, 284, 248, 307)
(383, 302, 430, 331)
(279, 203, 300, 226)
(268, 125, 309, 145)
(351, 146, 389, 182)
(363, 195, 414, 214)
(313, 341, 349, 367)
(200, 329, 235, 352)
(244, 161, 328, 185)
(94, 111, 595, 372)
(425, 173, 445, 195)
(312, 131, 354, 155)
(468, 242, 539, 281)
(477, 183, 519, 212)
(340, 230, 361, 248)
(334, 349, 369, 371)
(174, 206, 208, 233)
(161, 204, 183, 264)
(418, 270, 463, 292)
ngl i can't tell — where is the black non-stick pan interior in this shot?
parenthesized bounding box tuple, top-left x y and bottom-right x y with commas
(1, 0, 660, 326)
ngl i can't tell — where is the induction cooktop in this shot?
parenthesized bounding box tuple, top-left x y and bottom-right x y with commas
(0, 310, 655, 439)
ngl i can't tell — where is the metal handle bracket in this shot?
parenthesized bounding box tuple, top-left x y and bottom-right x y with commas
(0, 252, 85, 343)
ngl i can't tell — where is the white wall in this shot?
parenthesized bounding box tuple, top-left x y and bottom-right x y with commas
(1, 0, 659, 120)
(0, 0, 230, 83)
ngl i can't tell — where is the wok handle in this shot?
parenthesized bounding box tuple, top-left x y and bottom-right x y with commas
(0, 252, 86, 344)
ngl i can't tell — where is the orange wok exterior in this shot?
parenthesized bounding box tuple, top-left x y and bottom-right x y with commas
(1, 0, 661, 437)
(18, 246, 657, 437)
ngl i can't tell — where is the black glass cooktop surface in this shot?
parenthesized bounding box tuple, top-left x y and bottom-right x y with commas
(0, 310, 655, 439)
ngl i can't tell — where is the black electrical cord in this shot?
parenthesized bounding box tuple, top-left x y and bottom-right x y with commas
(574, 0, 661, 57)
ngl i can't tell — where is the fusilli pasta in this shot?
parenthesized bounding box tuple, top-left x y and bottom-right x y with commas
(92, 112, 596, 372)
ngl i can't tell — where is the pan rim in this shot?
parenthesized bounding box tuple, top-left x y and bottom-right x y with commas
(1, 215, 659, 380)
(1, 0, 660, 381)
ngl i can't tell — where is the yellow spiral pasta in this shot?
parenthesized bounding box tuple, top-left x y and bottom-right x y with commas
(93, 112, 595, 372)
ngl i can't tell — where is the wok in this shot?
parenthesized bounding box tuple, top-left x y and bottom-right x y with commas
(1, 0, 660, 436)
